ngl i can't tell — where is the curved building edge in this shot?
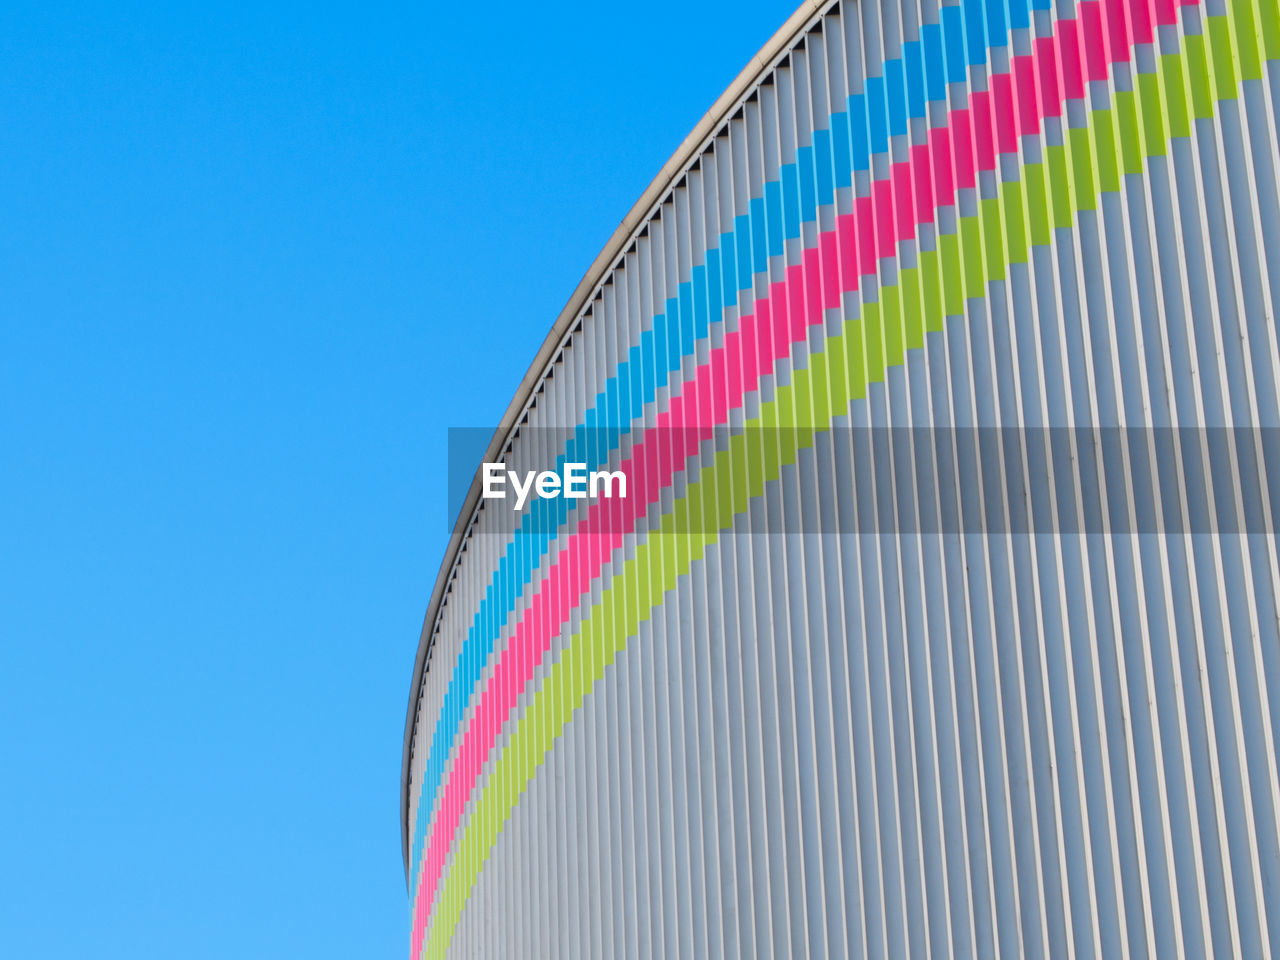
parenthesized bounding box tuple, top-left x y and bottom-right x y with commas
(399, 0, 831, 883)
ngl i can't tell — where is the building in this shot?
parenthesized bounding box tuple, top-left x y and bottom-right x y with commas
(402, 0, 1280, 955)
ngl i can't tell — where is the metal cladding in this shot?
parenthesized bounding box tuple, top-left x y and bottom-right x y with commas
(404, 0, 1280, 954)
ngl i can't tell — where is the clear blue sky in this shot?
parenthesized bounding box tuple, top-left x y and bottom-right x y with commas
(0, 1, 796, 956)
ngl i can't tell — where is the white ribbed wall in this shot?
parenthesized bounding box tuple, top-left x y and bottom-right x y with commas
(405, 0, 1280, 955)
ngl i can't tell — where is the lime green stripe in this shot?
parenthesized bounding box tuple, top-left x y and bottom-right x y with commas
(1186, 34, 1215, 119)
(1234, 0, 1265, 79)
(903, 266, 925, 351)
(940, 231, 965, 313)
(1210, 14, 1241, 96)
(421, 17, 1262, 958)
(1263, 0, 1280, 58)
(884, 285, 905, 367)
(1140, 72, 1169, 156)
(1115, 90, 1144, 175)
(1023, 162, 1052, 244)
(1093, 111, 1121, 192)
(1162, 53, 1192, 139)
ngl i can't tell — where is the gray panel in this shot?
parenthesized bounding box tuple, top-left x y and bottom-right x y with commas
(405, 2, 1280, 957)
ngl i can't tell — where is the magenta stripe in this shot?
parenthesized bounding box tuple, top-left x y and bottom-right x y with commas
(410, 0, 1197, 948)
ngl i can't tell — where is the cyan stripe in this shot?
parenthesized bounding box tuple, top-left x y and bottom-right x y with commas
(408, 0, 1038, 891)
(905, 41, 927, 117)
(886, 60, 909, 135)
(765, 180, 785, 254)
(782, 164, 803, 238)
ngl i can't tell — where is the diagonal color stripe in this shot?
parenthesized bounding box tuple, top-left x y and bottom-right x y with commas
(410, 0, 1244, 950)
(407, 0, 1085, 885)
(410, 0, 1203, 924)
(417, 7, 1276, 955)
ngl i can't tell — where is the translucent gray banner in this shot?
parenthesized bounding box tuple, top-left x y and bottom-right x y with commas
(447, 426, 1280, 535)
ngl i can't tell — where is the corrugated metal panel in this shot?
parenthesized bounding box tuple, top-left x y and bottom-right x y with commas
(405, 0, 1280, 954)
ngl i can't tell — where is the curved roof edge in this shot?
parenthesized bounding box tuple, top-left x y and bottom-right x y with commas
(401, 0, 831, 885)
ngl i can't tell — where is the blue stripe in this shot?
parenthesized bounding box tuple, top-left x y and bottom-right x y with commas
(831, 112, 853, 186)
(798, 146, 819, 223)
(922, 24, 947, 100)
(849, 94, 870, 168)
(408, 0, 1040, 893)
(885, 60, 909, 136)
(942, 6, 969, 81)
(765, 180, 785, 254)
(866, 76, 889, 154)
(782, 164, 802, 238)
(904, 41, 927, 118)
(966, 0, 989, 63)
(813, 131, 835, 208)
(734, 215, 752, 287)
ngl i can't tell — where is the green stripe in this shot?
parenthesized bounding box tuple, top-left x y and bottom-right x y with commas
(884, 285, 906, 367)
(1185, 34, 1215, 119)
(922, 252, 944, 333)
(1161, 53, 1192, 139)
(421, 15, 1263, 958)
(1069, 126, 1097, 209)
(1004, 182, 1029, 265)
(1233, 0, 1264, 79)
(981, 196, 1007, 281)
(1116, 90, 1145, 175)
(940, 231, 965, 314)
(1093, 111, 1121, 192)
(1210, 14, 1240, 96)
(1139, 72, 1168, 156)
(1263, 0, 1280, 58)
(1024, 162, 1052, 244)
(904, 266, 926, 350)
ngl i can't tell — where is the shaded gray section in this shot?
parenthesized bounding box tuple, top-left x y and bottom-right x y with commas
(410, 3, 1280, 958)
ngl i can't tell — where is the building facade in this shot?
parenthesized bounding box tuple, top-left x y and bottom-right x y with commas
(403, 0, 1280, 955)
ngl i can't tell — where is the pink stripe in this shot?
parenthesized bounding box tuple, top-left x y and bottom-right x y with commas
(836, 212, 860, 289)
(1130, 0, 1155, 44)
(783, 261, 803, 340)
(708, 343, 728, 423)
(410, 0, 1206, 946)
(893, 164, 915, 240)
(1013, 54, 1040, 136)
(931, 127, 956, 207)
(754, 302, 772, 381)
(972, 91, 997, 172)
(1036, 36, 1063, 118)
(951, 109, 977, 190)
(856, 195, 877, 274)
(803, 254, 821, 328)
(873, 179, 895, 255)
(819, 232, 839, 309)
(1059, 19, 1086, 100)
(772, 279, 790, 353)
(410, 269, 821, 943)
(1103, 0, 1133, 63)
(725, 328, 743, 399)
(708, 346, 729, 422)
(991, 73, 1018, 153)
(741, 317, 760, 386)
(911, 145, 935, 222)
(754, 299, 771, 362)
(1081, 1, 1110, 80)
